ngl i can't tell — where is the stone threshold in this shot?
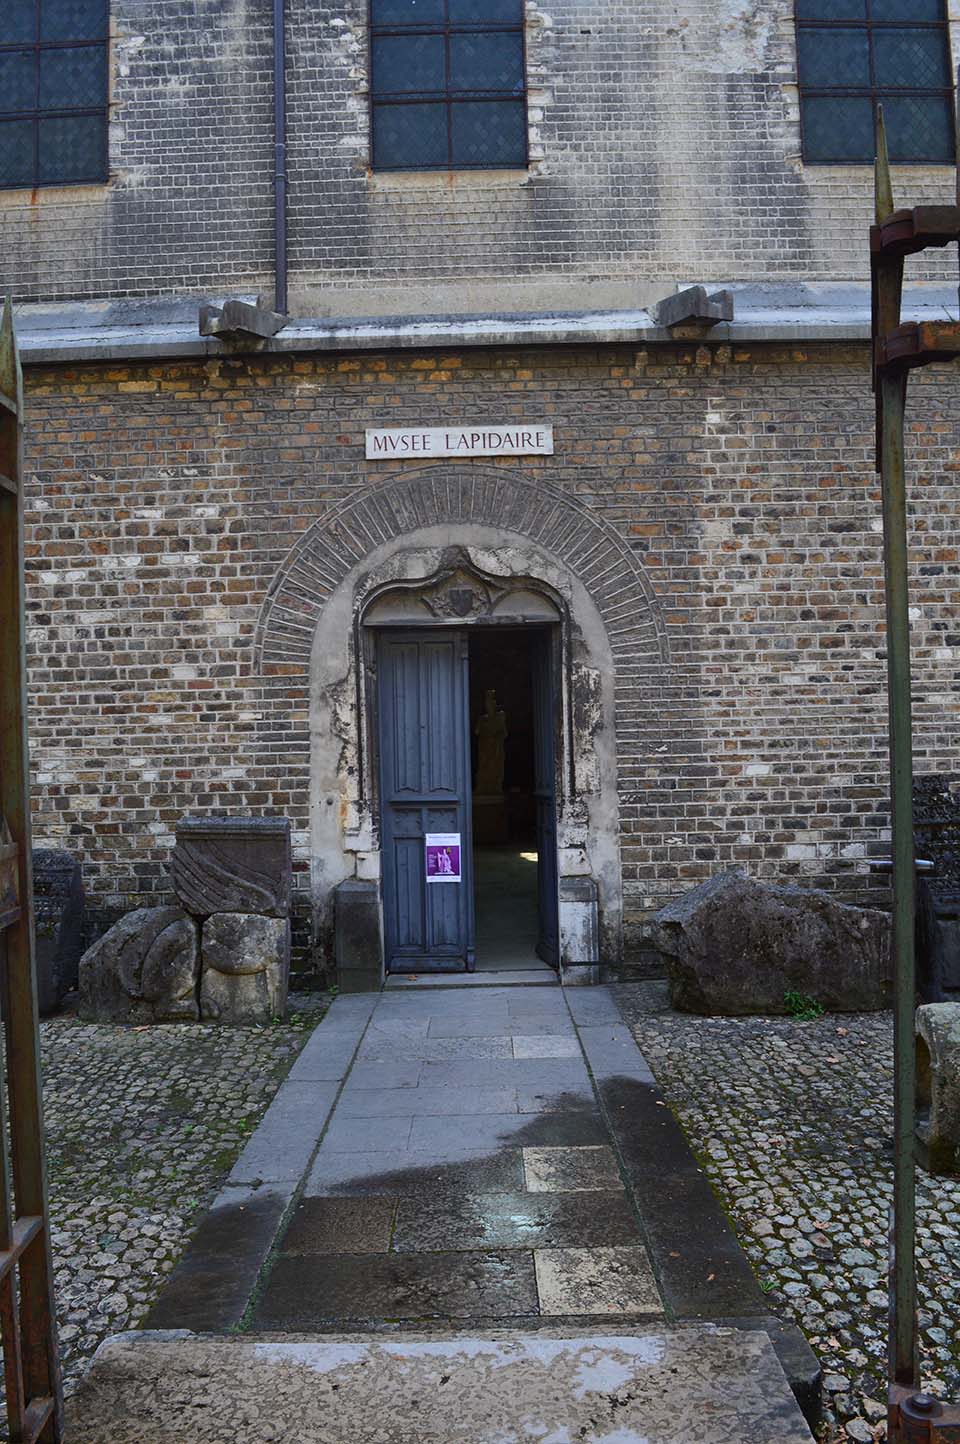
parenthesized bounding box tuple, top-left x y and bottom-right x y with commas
(66, 1326, 815, 1443)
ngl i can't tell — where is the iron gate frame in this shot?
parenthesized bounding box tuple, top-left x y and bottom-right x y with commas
(0, 298, 64, 1444)
(872, 92, 960, 1440)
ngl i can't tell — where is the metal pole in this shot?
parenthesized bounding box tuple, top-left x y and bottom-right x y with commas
(879, 366, 919, 1390)
(273, 0, 288, 316)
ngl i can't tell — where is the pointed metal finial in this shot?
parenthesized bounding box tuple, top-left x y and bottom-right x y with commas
(0, 296, 21, 412)
(875, 104, 894, 225)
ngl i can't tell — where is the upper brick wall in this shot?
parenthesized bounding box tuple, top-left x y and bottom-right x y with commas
(2, 0, 959, 309)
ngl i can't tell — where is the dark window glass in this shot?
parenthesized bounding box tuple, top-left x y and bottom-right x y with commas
(0, 0, 108, 187)
(39, 45, 106, 110)
(796, 0, 954, 163)
(872, 0, 942, 19)
(797, 27, 870, 86)
(6, 1, 37, 45)
(0, 50, 36, 112)
(41, 0, 108, 42)
(449, 32, 524, 92)
(372, 101, 447, 168)
(873, 29, 951, 89)
(880, 93, 954, 160)
(371, 0, 445, 25)
(797, 0, 865, 16)
(449, 0, 523, 21)
(450, 99, 525, 165)
(372, 34, 446, 94)
(370, 0, 527, 170)
(0, 120, 33, 185)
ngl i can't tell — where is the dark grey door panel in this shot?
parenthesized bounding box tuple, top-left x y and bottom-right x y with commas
(378, 632, 475, 972)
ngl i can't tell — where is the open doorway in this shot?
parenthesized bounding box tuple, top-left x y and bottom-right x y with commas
(468, 628, 556, 973)
(374, 622, 559, 977)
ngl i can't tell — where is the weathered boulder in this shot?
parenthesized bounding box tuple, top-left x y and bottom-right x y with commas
(199, 912, 289, 1024)
(653, 869, 891, 1016)
(78, 907, 199, 1024)
(916, 1002, 960, 1175)
(170, 817, 291, 918)
(32, 848, 85, 1014)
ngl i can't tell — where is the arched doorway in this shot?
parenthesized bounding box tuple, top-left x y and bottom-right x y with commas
(362, 555, 564, 975)
(255, 463, 671, 986)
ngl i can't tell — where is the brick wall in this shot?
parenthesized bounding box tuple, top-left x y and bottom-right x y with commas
(20, 341, 960, 966)
(3, 0, 958, 309)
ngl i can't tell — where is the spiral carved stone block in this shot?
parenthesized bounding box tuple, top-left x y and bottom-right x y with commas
(170, 817, 291, 919)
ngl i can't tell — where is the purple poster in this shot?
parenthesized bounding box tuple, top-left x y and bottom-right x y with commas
(425, 833, 462, 883)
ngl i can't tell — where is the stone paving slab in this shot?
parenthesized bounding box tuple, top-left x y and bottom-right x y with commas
(389, 1189, 643, 1252)
(65, 1328, 816, 1443)
(385, 970, 559, 988)
(254, 1249, 540, 1326)
(336, 1085, 521, 1117)
(305, 1146, 528, 1196)
(533, 1246, 662, 1316)
(282, 1197, 397, 1256)
(417, 1057, 593, 1088)
(143, 1184, 294, 1332)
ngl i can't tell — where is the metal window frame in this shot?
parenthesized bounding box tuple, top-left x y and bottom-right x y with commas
(368, 0, 529, 172)
(0, 0, 110, 190)
(795, 0, 955, 164)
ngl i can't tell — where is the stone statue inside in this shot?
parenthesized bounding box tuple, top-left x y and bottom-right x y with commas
(475, 689, 508, 796)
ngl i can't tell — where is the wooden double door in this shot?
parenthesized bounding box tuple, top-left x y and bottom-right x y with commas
(376, 627, 559, 974)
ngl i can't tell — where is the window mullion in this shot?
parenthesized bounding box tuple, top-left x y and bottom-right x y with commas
(32, 0, 41, 186)
(444, 13, 453, 167)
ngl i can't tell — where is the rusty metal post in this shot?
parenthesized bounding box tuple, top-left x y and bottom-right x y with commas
(873, 106, 919, 1397)
(879, 364, 919, 1390)
(872, 98, 960, 1440)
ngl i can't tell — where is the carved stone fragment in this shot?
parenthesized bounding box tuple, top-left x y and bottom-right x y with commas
(78, 907, 199, 1024)
(916, 1002, 960, 1175)
(654, 868, 891, 1015)
(170, 817, 291, 918)
(33, 848, 85, 1014)
(200, 913, 289, 1024)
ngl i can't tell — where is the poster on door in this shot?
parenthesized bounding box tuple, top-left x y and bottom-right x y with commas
(425, 833, 462, 883)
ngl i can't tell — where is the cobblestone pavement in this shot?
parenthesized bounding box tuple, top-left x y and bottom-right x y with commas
(615, 981, 960, 1444)
(39, 993, 328, 1399)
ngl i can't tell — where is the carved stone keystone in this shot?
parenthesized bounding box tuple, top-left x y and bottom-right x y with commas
(171, 817, 291, 919)
(78, 907, 199, 1024)
(200, 913, 289, 1024)
(654, 868, 891, 1015)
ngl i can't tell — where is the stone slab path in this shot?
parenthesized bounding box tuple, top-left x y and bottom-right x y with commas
(68, 982, 819, 1443)
(255, 982, 662, 1329)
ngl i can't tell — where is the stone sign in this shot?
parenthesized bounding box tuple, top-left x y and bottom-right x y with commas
(365, 425, 554, 460)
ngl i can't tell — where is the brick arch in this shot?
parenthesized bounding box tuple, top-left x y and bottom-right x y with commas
(254, 464, 668, 672)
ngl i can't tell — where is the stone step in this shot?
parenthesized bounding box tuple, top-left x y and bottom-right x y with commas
(65, 1326, 816, 1443)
